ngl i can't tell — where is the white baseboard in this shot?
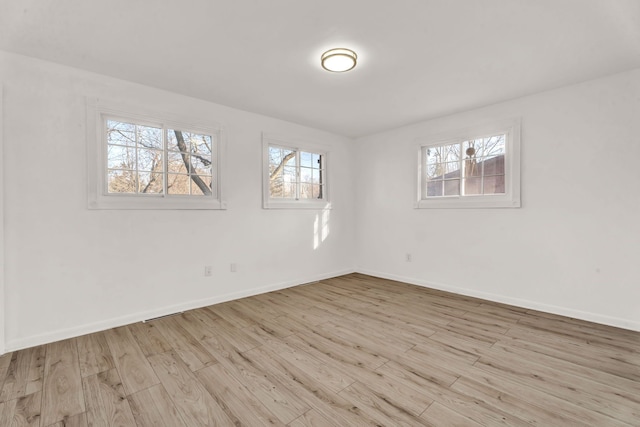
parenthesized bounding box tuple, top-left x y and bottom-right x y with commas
(5, 268, 355, 352)
(356, 269, 640, 332)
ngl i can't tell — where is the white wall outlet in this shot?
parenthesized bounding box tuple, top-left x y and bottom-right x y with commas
(230, 263, 237, 272)
(204, 265, 213, 276)
(406, 253, 412, 262)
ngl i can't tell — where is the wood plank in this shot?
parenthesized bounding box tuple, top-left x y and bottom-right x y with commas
(41, 339, 85, 426)
(199, 336, 310, 424)
(127, 385, 187, 427)
(195, 363, 285, 426)
(420, 402, 483, 427)
(0, 345, 45, 402)
(127, 321, 172, 357)
(82, 368, 136, 426)
(76, 332, 115, 378)
(153, 316, 217, 371)
(147, 350, 234, 426)
(0, 391, 42, 427)
(104, 326, 159, 395)
(45, 412, 87, 427)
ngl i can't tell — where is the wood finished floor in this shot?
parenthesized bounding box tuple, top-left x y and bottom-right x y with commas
(1, 273, 639, 426)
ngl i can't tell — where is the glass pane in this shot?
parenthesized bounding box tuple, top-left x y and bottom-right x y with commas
(107, 120, 136, 146)
(190, 134, 212, 157)
(190, 175, 212, 196)
(107, 145, 136, 170)
(167, 130, 189, 152)
(482, 155, 505, 176)
(313, 184, 323, 199)
(107, 170, 136, 193)
(463, 139, 484, 158)
(283, 166, 297, 182)
(167, 174, 190, 195)
(312, 153, 322, 168)
(444, 161, 461, 178)
(138, 149, 162, 172)
(300, 182, 312, 199)
(137, 125, 162, 149)
(191, 153, 212, 175)
(463, 177, 482, 195)
(138, 172, 164, 194)
(444, 179, 460, 196)
(300, 151, 313, 168)
(300, 167, 313, 184)
(270, 177, 284, 197)
(464, 159, 482, 177)
(312, 169, 321, 184)
(484, 134, 506, 158)
(426, 180, 443, 197)
(483, 175, 505, 194)
(282, 181, 296, 198)
(168, 151, 188, 174)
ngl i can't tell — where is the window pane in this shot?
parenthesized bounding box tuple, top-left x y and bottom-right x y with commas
(107, 145, 136, 170)
(168, 151, 188, 174)
(167, 174, 190, 195)
(300, 182, 312, 199)
(426, 180, 443, 197)
(107, 170, 136, 193)
(138, 149, 162, 172)
(191, 135, 212, 157)
(270, 177, 284, 197)
(137, 125, 162, 149)
(482, 155, 505, 176)
(484, 134, 505, 158)
(463, 139, 484, 158)
(190, 175, 212, 196)
(483, 175, 505, 194)
(138, 172, 164, 194)
(464, 159, 482, 177)
(282, 181, 296, 198)
(167, 130, 189, 152)
(444, 179, 460, 196)
(312, 153, 322, 168)
(191, 153, 212, 175)
(107, 120, 136, 147)
(300, 167, 314, 184)
(463, 177, 482, 195)
(283, 166, 297, 182)
(300, 151, 313, 168)
(444, 161, 461, 177)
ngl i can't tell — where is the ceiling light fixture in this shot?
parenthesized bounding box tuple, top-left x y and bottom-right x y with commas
(321, 48, 357, 72)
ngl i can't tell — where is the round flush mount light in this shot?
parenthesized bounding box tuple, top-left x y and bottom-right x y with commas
(321, 48, 357, 72)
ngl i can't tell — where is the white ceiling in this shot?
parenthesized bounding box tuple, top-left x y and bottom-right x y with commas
(2, 0, 639, 137)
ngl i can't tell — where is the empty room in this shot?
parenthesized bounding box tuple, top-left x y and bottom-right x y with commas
(1, 1, 639, 426)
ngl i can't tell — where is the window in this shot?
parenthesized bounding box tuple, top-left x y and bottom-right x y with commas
(416, 120, 520, 208)
(87, 99, 225, 209)
(262, 134, 329, 209)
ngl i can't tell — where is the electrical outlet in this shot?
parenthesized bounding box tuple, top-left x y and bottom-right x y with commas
(406, 253, 412, 262)
(204, 265, 213, 276)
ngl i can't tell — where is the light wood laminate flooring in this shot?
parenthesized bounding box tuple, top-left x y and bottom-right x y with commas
(1, 273, 639, 426)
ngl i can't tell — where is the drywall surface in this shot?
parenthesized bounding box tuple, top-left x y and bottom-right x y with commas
(354, 69, 640, 331)
(1, 51, 356, 350)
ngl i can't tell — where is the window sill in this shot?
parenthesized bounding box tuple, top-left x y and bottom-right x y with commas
(89, 195, 227, 210)
(263, 200, 332, 210)
(415, 195, 520, 209)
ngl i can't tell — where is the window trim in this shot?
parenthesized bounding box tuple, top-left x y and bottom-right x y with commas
(415, 119, 521, 209)
(87, 98, 226, 210)
(262, 133, 331, 210)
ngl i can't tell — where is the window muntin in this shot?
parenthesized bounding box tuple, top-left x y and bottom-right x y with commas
(416, 120, 520, 209)
(263, 135, 329, 209)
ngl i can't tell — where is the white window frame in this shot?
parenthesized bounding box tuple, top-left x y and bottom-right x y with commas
(262, 133, 331, 209)
(87, 98, 226, 210)
(415, 119, 521, 209)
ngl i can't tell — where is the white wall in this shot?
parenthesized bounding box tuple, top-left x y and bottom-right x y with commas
(354, 69, 640, 331)
(0, 51, 356, 351)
